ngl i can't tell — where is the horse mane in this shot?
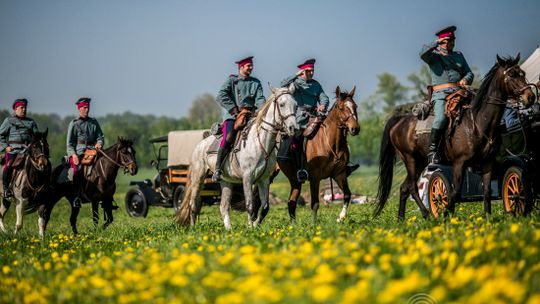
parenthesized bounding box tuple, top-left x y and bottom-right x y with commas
(471, 55, 515, 112)
(255, 92, 278, 127)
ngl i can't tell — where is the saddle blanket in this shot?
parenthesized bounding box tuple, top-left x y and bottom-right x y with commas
(414, 115, 435, 135)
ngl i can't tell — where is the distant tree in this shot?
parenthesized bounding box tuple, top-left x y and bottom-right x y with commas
(375, 73, 409, 113)
(407, 65, 431, 102)
(188, 94, 221, 128)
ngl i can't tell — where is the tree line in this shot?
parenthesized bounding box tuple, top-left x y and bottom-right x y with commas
(1, 67, 480, 168)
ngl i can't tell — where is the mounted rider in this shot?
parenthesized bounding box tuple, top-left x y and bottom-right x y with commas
(212, 56, 266, 182)
(66, 97, 104, 207)
(0, 99, 39, 198)
(420, 25, 474, 165)
(280, 58, 329, 182)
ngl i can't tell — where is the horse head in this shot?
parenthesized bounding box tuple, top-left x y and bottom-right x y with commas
(28, 128, 50, 171)
(117, 137, 138, 175)
(496, 54, 536, 107)
(335, 86, 360, 135)
(267, 85, 299, 136)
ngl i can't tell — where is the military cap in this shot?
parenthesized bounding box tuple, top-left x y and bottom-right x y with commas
(297, 58, 316, 70)
(12, 98, 28, 109)
(435, 25, 457, 39)
(235, 56, 254, 68)
(76, 97, 91, 109)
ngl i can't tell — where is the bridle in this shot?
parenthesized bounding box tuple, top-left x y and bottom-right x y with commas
(27, 139, 49, 171)
(260, 91, 297, 134)
(488, 65, 535, 105)
(97, 145, 136, 174)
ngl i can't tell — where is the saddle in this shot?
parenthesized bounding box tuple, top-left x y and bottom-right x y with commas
(445, 88, 475, 134)
(207, 118, 254, 155)
(234, 107, 253, 131)
(303, 115, 325, 139)
(81, 149, 97, 166)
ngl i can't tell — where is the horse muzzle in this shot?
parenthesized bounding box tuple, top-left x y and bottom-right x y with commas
(349, 126, 360, 136)
(126, 163, 138, 176)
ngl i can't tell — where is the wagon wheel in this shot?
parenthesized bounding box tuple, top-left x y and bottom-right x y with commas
(428, 172, 450, 218)
(173, 185, 185, 213)
(502, 166, 532, 216)
(125, 187, 149, 218)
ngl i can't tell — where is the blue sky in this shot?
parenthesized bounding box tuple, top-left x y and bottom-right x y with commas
(1, 0, 539, 117)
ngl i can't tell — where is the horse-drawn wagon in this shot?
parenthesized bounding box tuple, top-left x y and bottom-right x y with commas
(426, 102, 540, 217)
(124, 130, 221, 217)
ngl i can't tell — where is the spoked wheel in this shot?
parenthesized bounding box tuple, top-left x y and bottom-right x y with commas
(125, 187, 149, 217)
(502, 166, 532, 216)
(428, 171, 450, 218)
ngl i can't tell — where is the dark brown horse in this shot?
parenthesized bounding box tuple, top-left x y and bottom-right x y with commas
(45, 137, 138, 234)
(375, 55, 536, 221)
(0, 130, 50, 236)
(278, 86, 360, 223)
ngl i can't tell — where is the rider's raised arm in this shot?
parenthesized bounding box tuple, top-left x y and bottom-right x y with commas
(280, 75, 297, 88)
(420, 39, 439, 64)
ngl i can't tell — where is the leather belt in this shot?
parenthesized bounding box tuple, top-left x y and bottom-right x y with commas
(8, 141, 29, 145)
(433, 82, 459, 91)
(77, 141, 96, 145)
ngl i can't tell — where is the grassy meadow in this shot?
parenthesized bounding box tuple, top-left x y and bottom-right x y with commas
(0, 166, 539, 303)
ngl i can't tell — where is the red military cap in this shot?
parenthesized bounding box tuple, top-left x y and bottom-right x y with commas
(436, 25, 457, 39)
(76, 97, 91, 109)
(235, 56, 253, 68)
(297, 58, 316, 70)
(12, 98, 28, 110)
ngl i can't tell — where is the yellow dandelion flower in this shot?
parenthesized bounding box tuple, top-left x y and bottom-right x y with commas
(311, 284, 336, 303)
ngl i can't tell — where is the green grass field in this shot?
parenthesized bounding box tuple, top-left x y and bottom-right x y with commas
(1, 166, 539, 303)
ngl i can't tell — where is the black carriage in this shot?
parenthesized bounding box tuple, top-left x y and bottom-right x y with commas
(124, 130, 222, 217)
(426, 103, 540, 217)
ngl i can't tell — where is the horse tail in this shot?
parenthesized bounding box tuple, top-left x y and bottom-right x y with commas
(374, 113, 403, 217)
(174, 174, 193, 226)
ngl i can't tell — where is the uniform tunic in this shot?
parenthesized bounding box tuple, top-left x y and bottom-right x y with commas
(216, 75, 265, 121)
(66, 117, 104, 156)
(0, 115, 39, 153)
(281, 75, 329, 128)
(420, 40, 474, 129)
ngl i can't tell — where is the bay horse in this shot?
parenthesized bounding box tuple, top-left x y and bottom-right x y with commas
(0, 130, 51, 236)
(45, 137, 138, 234)
(375, 55, 536, 221)
(278, 86, 360, 223)
(176, 86, 298, 229)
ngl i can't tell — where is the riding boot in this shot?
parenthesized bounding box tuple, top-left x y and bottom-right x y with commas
(212, 146, 228, 182)
(296, 137, 309, 183)
(428, 128, 444, 166)
(3, 167, 13, 198)
(71, 168, 82, 208)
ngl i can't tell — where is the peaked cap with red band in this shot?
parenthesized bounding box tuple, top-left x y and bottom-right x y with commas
(297, 58, 316, 70)
(76, 97, 91, 109)
(435, 25, 457, 39)
(12, 98, 28, 110)
(235, 56, 253, 68)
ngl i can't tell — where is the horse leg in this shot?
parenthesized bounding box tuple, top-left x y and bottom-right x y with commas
(334, 174, 352, 223)
(69, 203, 80, 234)
(243, 176, 256, 226)
(188, 163, 206, 226)
(219, 182, 233, 230)
(102, 198, 114, 229)
(0, 198, 11, 233)
(447, 161, 465, 216)
(37, 204, 47, 237)
(288, 181, 302, 224)
(481, 163, 493, 216)
(14, 198, 27, 233)
(253, 179, 270, 227)
(310, 179, 321, 224)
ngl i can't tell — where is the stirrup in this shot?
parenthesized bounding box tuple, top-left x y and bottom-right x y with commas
(427, 153, 440, 169)
(296, 169, 309, 183)
(346, 164, 360, 176)
(212, 170, 222, 182)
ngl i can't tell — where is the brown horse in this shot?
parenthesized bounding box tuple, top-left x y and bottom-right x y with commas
(375, 55, 536, 221)
(278, 86, 360, 223)
(45, 138, 138, 234)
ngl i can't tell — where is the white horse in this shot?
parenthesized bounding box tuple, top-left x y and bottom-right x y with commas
(0, 130, 51, 236)
(176, 86, 298, 229)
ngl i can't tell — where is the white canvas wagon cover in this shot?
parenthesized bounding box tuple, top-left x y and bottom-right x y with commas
(167, 130, 209, 167)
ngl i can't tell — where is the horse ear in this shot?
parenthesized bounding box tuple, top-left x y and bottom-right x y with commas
(513, 53, 521, 66)
(44, 128, 48, 138)
(349, 86, 356, 97)
(335, 86, 341, 99)
(496, 54, 505, 66)
(269, 83, 276, 94)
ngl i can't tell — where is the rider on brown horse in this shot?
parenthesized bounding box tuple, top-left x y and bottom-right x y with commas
(0, 99, 39, 198)
(421, 25, 474, 165)
(66, 98, 104, 207)
(213, 56, 266, 182)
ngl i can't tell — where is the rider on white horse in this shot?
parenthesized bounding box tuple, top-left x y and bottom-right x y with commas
(213, 56, 266, 182)
(0, 99, 39, 198)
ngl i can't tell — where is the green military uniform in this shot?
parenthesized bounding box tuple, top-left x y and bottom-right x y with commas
(66, 117, 105, 156)
(280, 74, 329, 128)
(217, 74, 265, 120)
(0, 115, 38, 153)
(420, 37, 473, 130)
